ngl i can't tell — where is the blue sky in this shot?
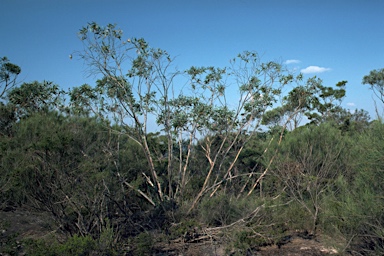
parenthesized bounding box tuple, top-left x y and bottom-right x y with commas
(1, 0, 384, 118)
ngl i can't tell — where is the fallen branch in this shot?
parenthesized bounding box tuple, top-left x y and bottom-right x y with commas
(206, 204, 265, 232)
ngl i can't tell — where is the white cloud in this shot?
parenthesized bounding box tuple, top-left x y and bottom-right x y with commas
(285, 59, 301, 65)
(301, 66, 331, 74)
(346, 102, 356, 107)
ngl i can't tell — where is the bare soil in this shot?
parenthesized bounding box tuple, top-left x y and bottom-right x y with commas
(154, 235, 340, 256)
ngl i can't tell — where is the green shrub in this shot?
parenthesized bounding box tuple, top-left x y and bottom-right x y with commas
(198, 193, 243, 227)
(168, 218, 200, 239)
(132, 232, 154, 256)
(25, 235, 100, 256)
(0, 232, 23, 256)
(24, 238, 56, 256)
(57, 235, 96, 256)
(98, 219, 116, 254)
(230, 230, 260, 255)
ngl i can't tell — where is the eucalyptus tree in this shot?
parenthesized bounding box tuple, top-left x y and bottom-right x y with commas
(363, 68, 384, 104)
(0, 57, 21, 99)
(7, 80, 64, 118)
(72, 22, 180, 205)
(73, 22, 298, 213)
(182, 53, 289, 212)
(263, 76, 347, 129)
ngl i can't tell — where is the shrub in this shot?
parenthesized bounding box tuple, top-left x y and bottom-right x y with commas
(132, 232, 154, 256)
(198, 193, 242, 227)
(24, 234, 116, 256)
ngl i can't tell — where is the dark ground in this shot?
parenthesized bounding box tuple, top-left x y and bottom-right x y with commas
(0, 209, 340, 255)
(155, 234, 340, 255)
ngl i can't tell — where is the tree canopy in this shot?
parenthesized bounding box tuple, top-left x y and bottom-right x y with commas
(363, 68, 384, 104)
(0, 56, 21, 99)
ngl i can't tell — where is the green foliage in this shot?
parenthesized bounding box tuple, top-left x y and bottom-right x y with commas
(25, 235, 97, 256)
(198, 193, 261, 227)
(1, 112, 130, 237)
(76, 22, 180, 203)
(263, 76, 348, 128)
(23, 225, 117, 256)
(23, 238, 55, 256)
(0, 56, 21, 99)
(0, 102, 16, 136)
(269, 123, 350, 234)
(199, 193, 241, 226)
(362, 68, 384, 104)
(0, 232, 22, 256)
(132, 232, 154, 256)
(7, 80, 64, 118)
(225, 199, 294, 254)
(230, 230, 260, 255)
(56, 235, 96, 256)
(346, 121, 384, 253)
(168, 218, 200, 239)
(98, 219, 116, 254)
(270, 199, 313, 232)
(306, 121, 384, 254)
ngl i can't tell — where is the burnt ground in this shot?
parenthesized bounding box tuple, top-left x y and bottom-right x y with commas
(0, 208, 63, 255)
(0, 209, 341, 255)
(154, 234, 340, 256)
